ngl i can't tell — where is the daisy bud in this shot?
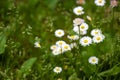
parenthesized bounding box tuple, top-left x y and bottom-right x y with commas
(110, 0, 118, 8)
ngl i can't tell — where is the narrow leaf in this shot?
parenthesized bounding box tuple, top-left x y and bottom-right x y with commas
(0, 33, 7, 54)
(20, 57, 37, 75)
(98, 63, 120, 76)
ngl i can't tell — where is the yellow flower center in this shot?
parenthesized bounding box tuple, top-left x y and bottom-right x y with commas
(52, 46, 56, 49)
(64, 46, 68, 49)
(96, 37, 101, 41)
(70, 36, 75, 39)
(98, 0, 102, 3)
(84, 39, 88, 43)
(56, 68, 60, 72)
(95, 32, 98, 34)
(59, 41, 63, 45)
(80, 25, 85, 29)
(92, 59, 96, 62)
(77, 10, 82, 13)
(58, 31, 62, 35)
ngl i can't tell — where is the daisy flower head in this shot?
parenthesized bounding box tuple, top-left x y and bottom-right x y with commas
(73, 18, 84, 26)
(73, 26, 79, 33)
(91, 29, 102, 36)
(110, 0, 118, 8)
(88, 56, 99, 65)
(73, 6, 84, 15)
(95, 0, 106, 6)
(79, 23, 89, 31)
(80, 36, 92, 46)
(93, 34, 105, 43)
(67, 35, 79, 40)
(50, 45, 58, 50)
(56, 40, 66, 47)
(34, 42, 41, 48)
(52, 47, 62, 55)
(53, 67, 62, 74)
(62, 44, 71, 52)
(55, 29, 65, 38)
(73, 26, 87, 35)
(57, 78, 62, 80)
(86, 16, 92, 21)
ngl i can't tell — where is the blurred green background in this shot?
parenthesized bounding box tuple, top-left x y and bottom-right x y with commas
(0, 0, 120, 80)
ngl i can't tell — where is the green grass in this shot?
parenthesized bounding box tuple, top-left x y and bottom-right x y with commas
(0, 0, 120, 80)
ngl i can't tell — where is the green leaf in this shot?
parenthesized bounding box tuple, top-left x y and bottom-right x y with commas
(98, 63, 120, 76)
(20, 57, 37, 75)
(0, 33, 7, 54)
(68, 73, 79, 80)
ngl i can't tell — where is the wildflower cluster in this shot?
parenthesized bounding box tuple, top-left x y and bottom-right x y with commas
(73, 7, 105, 47)
(51, 0, 107, 73)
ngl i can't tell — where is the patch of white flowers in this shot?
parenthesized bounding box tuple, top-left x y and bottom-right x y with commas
(51, 1, 106, 73)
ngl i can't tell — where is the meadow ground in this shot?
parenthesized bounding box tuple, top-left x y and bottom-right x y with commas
(0, 0, 120, 80)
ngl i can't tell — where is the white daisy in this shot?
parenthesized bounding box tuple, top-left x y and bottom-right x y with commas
(80, 30, 87, 35)
(52, 47, 62, 55)
(93, 34, 105, 43)
(57, 78, 62, 80)
(91, 29, 102, 36)
(73, 26, 79, 33)
(55, 29, 65, 37)
(34, 42, 41, 48)
(73, 6, 84, 15)
(56, 40, 66, 47)
(80, 36, 92, 46)
(95, 0, 106, 6)
(62, 44, 71, 52)
(88, 56, 99, 65)
(73, 18, 84, 26)
(53, 67, 62, 74)
(67, 35, 79, 40)
(79, 23, 89, 31)
(73, 26, 87, 35)
(50, 45, 58, 50)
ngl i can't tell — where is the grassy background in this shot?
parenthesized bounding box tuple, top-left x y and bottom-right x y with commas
(0, 0, 120, 80)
